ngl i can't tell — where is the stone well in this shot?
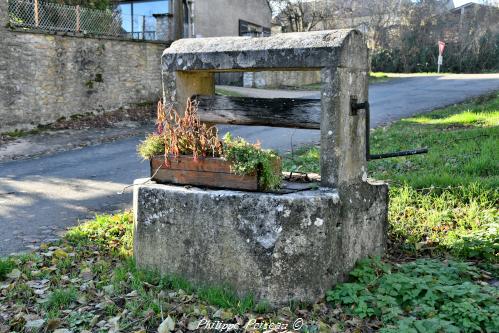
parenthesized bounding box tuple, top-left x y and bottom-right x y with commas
(133, 29, 388, 305)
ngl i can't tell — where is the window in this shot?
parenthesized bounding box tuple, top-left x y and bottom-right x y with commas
(239, 20, 271, 37)
(118, 0, 170, 40)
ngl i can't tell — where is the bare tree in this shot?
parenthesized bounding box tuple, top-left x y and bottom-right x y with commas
(269, 0, 336, 32)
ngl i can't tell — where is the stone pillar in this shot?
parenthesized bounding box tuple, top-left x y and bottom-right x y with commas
(320, 32, 369, 188)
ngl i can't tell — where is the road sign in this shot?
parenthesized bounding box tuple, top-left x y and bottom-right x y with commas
(437, 41, 445, 73)
(439, 41, 446, 56)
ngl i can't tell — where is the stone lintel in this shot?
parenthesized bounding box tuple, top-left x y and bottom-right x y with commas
(162, 29, 366, 72)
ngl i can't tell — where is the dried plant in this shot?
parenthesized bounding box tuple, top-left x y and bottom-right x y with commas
(156, 99, 223, 162)
(138, 99, 282, 191)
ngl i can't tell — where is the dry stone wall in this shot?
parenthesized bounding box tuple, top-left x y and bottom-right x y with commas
(0, 1, 166, 132)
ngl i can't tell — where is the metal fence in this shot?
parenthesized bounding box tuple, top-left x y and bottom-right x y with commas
(8, 0, 162, 41)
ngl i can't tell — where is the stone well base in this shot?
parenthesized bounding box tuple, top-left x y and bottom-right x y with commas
(133, 179, 388, 305)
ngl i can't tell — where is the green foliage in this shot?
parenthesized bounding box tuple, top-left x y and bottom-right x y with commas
(65, 212, 133, 257)
(0, 258, 15, 281)
(223, 133, 282, 191)
(283, 145, 320, 174)
(137, 134, 165, 160)
(370, 0, 499, 74)
(283, 94, 499, 261)
(327, 258, 499, 332)
(49, 0, 114, 11)
(45, 287, 78, 311)
(371, 33, 499, 73)
(137, 132, 283, 191)
(215, 87, 245, 97)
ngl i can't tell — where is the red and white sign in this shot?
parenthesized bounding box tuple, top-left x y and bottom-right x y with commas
(438, 41, 446, 56)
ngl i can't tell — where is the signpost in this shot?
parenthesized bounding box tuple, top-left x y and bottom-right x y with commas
(438, 41, 445, 73)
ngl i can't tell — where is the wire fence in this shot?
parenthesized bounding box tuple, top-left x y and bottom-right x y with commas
(8, 0, 164, 41)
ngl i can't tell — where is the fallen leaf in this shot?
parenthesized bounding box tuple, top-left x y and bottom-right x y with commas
(46, 318, 61, 331)
(158, 316, 175, 333)
(77, 295, 88, 304)
(6, 269, 21, 280)
(89, 315, 100, 327)
(103, 285, 114, 295)
(53, 329, 73, 333)
(53, 249, 68, 258)
(80, 268, 93, 281)
(187, 320, 200, 330)
(24, 319, 45, 332)
(108, 316, 120, 332)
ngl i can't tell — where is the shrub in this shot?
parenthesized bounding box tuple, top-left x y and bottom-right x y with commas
(223, 133, 282, 191)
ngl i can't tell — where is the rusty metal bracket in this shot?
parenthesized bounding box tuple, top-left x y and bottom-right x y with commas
(350, 97, 428, 160)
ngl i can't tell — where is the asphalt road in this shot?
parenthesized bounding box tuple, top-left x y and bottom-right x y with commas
(1, 74, 498, 255)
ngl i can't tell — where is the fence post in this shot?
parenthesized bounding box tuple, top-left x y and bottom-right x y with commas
(76, 5, 80, 32)
(34, 0, 39, 27)
(142, 15, 146, 40)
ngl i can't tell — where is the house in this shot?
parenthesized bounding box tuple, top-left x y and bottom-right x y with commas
(116, 0, 272, 41)
(448, 2, 499, 36)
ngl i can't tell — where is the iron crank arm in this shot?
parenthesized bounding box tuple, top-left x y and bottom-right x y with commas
(350, 97, 428, 161)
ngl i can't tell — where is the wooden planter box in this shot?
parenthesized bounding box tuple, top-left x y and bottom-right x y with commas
(150, 155, 279, 191)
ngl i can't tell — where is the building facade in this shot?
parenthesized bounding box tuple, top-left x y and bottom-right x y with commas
(117, 0, 272, 41)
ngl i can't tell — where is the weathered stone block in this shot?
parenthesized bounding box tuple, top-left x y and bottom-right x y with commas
(133, 180, 387, 305)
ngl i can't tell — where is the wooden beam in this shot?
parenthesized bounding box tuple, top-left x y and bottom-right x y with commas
(195, 95, 321, 129)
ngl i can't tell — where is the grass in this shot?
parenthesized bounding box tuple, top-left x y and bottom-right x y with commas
(369, 72, 391, 83)
(283, 93, 499, 261)
(215, 87, 245, 97)
(293, 72, 393, 90)
(2, 127, 45, 138)
(1, 94, 498, 332)
(0, 258, 15, 280)
(1, 211, 496, 331)
(44, 287, 78, 311)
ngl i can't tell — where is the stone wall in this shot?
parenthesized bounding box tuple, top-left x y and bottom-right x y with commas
(0, 1, 167, 132)
(243, 70, 321, 89)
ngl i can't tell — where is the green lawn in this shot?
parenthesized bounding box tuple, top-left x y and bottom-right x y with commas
(215, 87, 245, 97)
(1, 94, 498, 332)
(293, 72, 393, 91)
(284, 93, 499, 261)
